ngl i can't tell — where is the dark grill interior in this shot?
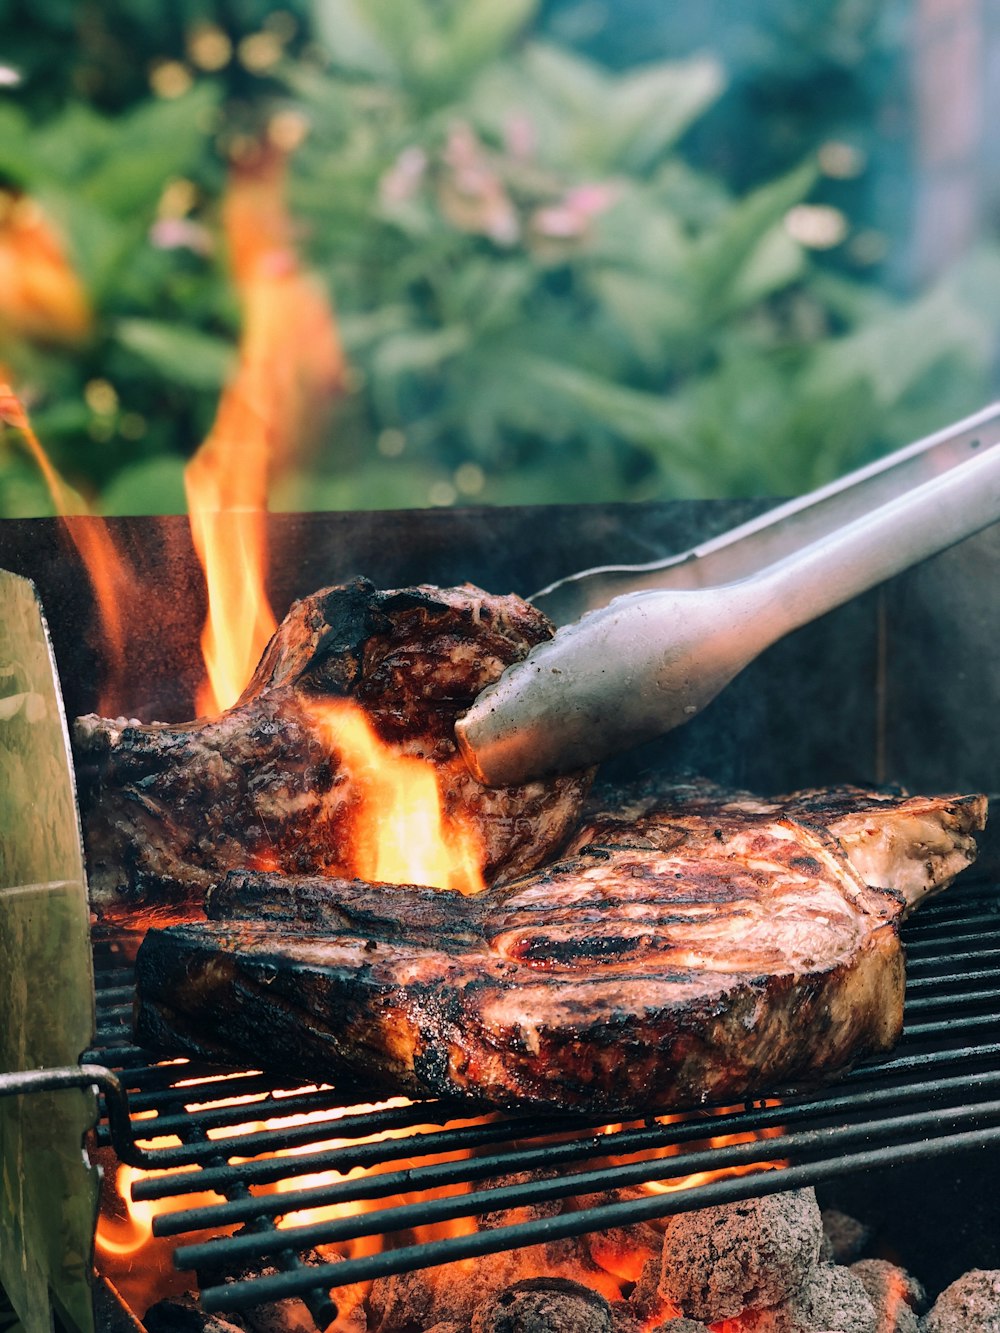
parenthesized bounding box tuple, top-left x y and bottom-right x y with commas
(87, 875, 1000, 1326)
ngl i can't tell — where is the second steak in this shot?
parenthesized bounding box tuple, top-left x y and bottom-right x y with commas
(75, 580, 593, 910)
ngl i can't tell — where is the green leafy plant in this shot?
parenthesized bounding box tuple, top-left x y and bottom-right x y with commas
(278, 0, 1000, 506)
(1, 0, 998, 518)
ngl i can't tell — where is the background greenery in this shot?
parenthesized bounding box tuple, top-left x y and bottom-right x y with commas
(1, 0, 999, 517)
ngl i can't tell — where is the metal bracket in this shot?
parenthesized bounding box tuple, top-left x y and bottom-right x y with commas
(0, 1065, 154, 1168)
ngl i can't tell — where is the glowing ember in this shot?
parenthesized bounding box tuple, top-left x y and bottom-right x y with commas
(309, 698, 486, 894)
(95, 1068, 793, 1326)
(185, 143, 344, 717)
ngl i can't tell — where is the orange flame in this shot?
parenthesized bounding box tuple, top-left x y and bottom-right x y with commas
(94, 1150, 229, 1317)
(311, 699, 486, 894)
(0, 193, 91, 342)
(185, 391, 278, 718)
(95, 1072, 791, 1325)
(601, 1103, 787, 1196)
(95, 1162, 227, 1260)
(0, 385, 133, 697)
(185, 144, 344, 717)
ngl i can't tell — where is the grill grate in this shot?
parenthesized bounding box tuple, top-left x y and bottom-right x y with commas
(85, 879, 1000, 1324)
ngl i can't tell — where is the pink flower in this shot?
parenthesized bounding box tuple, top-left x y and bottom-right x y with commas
(149, 218, 214, 256)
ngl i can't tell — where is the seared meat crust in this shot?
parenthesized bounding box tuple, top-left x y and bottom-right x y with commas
(74, 581, 592, 909)
(134, 799, 924, 1115)
(572, 777, 987, 911)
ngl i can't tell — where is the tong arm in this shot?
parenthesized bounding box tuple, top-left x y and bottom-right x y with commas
(460, 404, 1000, 785)
(532, 402, 1000, 625)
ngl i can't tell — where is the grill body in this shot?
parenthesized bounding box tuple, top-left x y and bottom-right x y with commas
(0, 503, 999, 1326)
(85, 878, 1000, 1322)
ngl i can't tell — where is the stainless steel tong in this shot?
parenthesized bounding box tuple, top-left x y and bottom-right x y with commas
(456, 402, 1000, 786)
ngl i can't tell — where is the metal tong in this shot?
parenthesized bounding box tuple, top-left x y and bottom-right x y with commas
(456, 402, 1000, 786)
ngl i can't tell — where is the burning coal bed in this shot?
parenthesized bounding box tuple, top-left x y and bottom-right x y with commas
(132, 1186, 1000, 1333)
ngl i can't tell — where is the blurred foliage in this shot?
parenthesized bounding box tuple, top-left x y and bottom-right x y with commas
(0, 0, 999, 518)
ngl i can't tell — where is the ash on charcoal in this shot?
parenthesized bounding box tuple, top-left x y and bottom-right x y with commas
(366, 1246, 612, 1332)
(471, 1277, 612, 1333)
(608, 1298, 642, 1332)
(648, 1321, 710, 1332)
(365, 1269, 435, 1333)
(820, 1208, 872, 1264)
(630, 1254, 664, 1325)
(476, 1171, 564, 1230)
(627, 1259, 707, 1330)
(850, 1258, 924, 1332)
(143, 1295, 246, 1333)
(658, 1189, 823, 1321)
(740, 1263, 877, 1333)
(922, 1269, 1000, 1332)
(196, 1239, 365, 1333)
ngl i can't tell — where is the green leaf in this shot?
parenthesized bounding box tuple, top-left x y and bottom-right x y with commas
(689, 160, 818, 322)
(370, 324, 470, 379)
(310, 0, 399, 78)
(521, 42, 608, 119)
(610, 55, 725, 172)
(725, 224, 806, 311)
(444, 258, 533, 333)
(0, 104, 34, 184)
(510, 45, 723, 174)
(374, 0, 445, 84)
(99, 455, 189, 516)
(28, 101, 116, 184)
(273, 460, 443, 510)
(805, 251, 1000, 408)
(0, 456, 57, 518)
(420, 0, 537, 97)
(33, 186, 140, 303)
(80, 84, 219, 217)
(525, 357, 700, 464)
(114, 318, 236, 390)
(588, 270, 695, 366)
(586, 184, 690, 274)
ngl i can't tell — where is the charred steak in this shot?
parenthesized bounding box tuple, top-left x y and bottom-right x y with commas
(74, 581, 593, 910)
(571, 776, 986, 910)
(133, 785, 986, 1115)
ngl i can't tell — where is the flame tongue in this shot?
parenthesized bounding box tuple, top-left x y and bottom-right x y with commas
(185, 390, 277, 718)
(312, 700, 486, 895)
(185, 143, 344, 718)
(1, 385, 133, 708)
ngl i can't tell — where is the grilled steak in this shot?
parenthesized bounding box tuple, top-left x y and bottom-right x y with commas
(74, 581, 593, 910)
(571, 777, 987, 911)
(133, 785, 985, 1115)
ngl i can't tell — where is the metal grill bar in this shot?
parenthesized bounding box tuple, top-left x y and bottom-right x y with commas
(152, 1062, 1000, 1237)
(84, 878, 1000, 1325)
(132, 1028, 1000, 1204)
(200, 1126, 1000, 1315)
(174, 1096, 1000, 1270)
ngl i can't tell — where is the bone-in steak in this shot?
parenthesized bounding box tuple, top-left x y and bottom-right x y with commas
(74, 581, 593, 910)
(133, 786, 985, 1114)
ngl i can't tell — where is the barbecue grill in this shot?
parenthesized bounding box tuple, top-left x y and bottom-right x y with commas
(68, 882, 1000, 1324)
(1, 502, 999, 1330)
